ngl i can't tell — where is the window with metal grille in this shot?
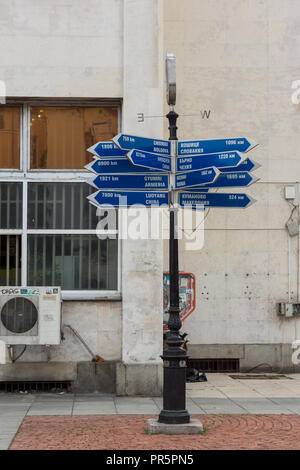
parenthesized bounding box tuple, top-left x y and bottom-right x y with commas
(0, 101, 121, 299)
(0, 235, 21, 286)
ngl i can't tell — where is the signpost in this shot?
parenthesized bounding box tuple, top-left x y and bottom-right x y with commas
(199, 171, 259, 188)
(85, 157, 166, 174)
(178, 137, 257, 155)
(179, 192, 255, 208)
(176, 151, 246, 172)
(113, 133, 171, 155)
(175, 167, 220, 189)
(89, 174, 169, 191)
(127, 149, 172, 172)
(87, 141, 127, 157)
(85, 52, 260, 432)
(88, 190, 168, 208)
(220, 158, 261, 173)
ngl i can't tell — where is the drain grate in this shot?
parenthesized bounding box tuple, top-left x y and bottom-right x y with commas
(0, 381, 72, 393)
(229, 374, 291, 380)
(187, 358, 240, 373)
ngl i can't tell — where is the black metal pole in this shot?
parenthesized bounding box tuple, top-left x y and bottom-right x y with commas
(158, 109, 190, 424)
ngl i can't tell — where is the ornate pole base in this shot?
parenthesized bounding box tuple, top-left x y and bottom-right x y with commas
(158, 348, 190, 424)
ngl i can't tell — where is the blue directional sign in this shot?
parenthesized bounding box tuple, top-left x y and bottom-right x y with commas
(183, 188, 210, 193)
(85, 157, 166, 174)
(176, 151, 246, 172)
(219, 158, 261, 173)
(178, 137, 257, 156)
(87, 141, 127, 157)
(175, 167, 220, 189)
(128, 149, 171, 172)
(113, 133, 171, 156)
(179, 192, 255, 209)
(198, 171, 259, 188)
(89, 174, 169, 191)
(88, 190, 168, 208)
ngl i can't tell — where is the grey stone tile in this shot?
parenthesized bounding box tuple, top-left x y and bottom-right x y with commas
(151, 397, 205, 414)
(75, 393, 114, 400)
(115, 408, 158, 415)
(114, 397, 157, 404)
(232, 397, 285, 410)
(152, 397, 163, 407)
(201, 405, 247, 414)
(115, 399, 160, 414)
(286, 408, 300, 415)
(0, 417, 23, 436)
(245, 409, 293, 415)
(72, 403, 115, 410)
(190, 397, 247, 414)
(114, 398, 159, 410)
(34, 394, 74, 402)
(73, 401, 116, 411)
(0, 412, 29, 417)
(27, 402, 73, 415)
(192, 398, 233, 406)
(272, 405, 300, 414)
(269, 397, 300, 406)
(0, 395, 34, 403)
(232, 397, 278, 404)
(0, 403, 31, 408)
(29, 402, 73, 408)
(0, 433, 18, 441)
(185, 399, 206, 414)
(74, 395, 114, 403)
(72, 405, 116, 415)
(0, 407, 31, 414)
(27, 409, 72, 416)
(0, 439, 13, 450)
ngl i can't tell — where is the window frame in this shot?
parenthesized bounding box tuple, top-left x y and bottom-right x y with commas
(0, 100, 122, 300)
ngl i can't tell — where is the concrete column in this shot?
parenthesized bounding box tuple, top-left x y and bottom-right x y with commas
(117, 0, 164, 395)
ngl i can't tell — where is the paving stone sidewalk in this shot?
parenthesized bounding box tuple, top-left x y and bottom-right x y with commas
(1, 373, 300, 450)
(9, 414, 300, 450)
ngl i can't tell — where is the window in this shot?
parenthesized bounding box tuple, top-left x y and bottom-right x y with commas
(0, 106, 20, 169)
(30, 106, 118, 169)
(0, 102, 120, 299)
(0, 235, 21, 286)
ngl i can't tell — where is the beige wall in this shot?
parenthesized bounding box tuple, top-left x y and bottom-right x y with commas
(1, 0, 300, 369)
(0, 0, 164, 367)
(163, 0, 300, 346)
(0, 0, 123, 97)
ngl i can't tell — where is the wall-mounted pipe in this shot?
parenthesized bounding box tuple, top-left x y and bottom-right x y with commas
(64, 324, 104, 363)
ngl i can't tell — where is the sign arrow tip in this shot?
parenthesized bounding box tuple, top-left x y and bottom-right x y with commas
(250, 175, 260, 185)
(112, 133, 122, 149)
(84, 162, 93, 171)
(247, 195, 257, 207)
(246, 137, 259, 152)
(87, 143, 98, 155)
(251, 160, 262, 171)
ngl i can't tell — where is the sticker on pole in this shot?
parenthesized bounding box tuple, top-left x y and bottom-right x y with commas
(163, 272, 196, 331)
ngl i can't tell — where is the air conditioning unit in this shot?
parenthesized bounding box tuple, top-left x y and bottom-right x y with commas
(0, 287, 62, 345)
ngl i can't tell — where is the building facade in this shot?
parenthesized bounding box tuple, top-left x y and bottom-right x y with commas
(0, 0, 299, 394)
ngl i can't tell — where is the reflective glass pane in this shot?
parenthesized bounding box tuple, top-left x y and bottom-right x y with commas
(0, 106, 20, 169)
(27, 235, 118, 290)
(28, 182, 100, 230)
(0, 182, 22, 229)
(30, 106, 118, 169)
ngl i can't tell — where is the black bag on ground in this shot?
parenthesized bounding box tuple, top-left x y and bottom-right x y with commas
(186, 368, 207, 382)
